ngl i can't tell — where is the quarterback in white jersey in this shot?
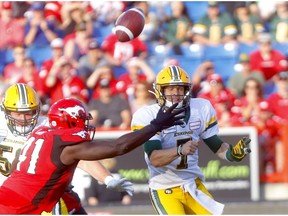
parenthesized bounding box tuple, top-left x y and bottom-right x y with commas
(131, 66, 251, 215)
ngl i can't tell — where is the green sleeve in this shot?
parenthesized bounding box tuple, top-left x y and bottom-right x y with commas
(203, 135, 224, 153)
(143, 140, 162, 158)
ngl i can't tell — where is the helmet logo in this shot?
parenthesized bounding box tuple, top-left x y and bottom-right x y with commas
(51, 121, 57, 127)
(58, 105, 85, 119)
(72, 130, 88, 138)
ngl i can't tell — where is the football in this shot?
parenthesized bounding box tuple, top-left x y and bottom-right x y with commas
(115, 8, 145, 42)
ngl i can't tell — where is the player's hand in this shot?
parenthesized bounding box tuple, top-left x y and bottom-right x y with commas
(150, 103, 185, 132)
(105, 177, 134, 196)
(229, 137, 251, 162)
(181, 140, 199, 156)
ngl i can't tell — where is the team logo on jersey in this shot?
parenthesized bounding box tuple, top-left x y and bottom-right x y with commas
(189, 118, 201, 130)
(72, 130, 88, 138)
(58, 106, 85, 119)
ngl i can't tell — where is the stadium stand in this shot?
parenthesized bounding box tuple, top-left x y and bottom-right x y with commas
(0, 50, 5, 75)
(203, 44, 238, 82)
(0, 49, 14, 75)
(184, 1, 209, 23)
(175, 55, 202, 76)
(145, 41, 175, 57)
(146, 55, 166, 74)
(93, 23, 114, 45)
(26, 45, 53, 70)
(180, 44, 204, 58)
(237, 42, 259, 55)
(272, 42, 288, 57)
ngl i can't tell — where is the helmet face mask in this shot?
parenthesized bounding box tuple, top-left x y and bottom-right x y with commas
(6, 110, 39, 136)
(2, 83, 40, 136)
(153, 65, 192, 109)
(48, 98, 95, 140)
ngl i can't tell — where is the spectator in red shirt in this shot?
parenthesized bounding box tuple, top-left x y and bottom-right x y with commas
(267, 71, 288, 123)
(198, 74, 236, 127)
(40, 38, 64, 76)
(17, 57, 39, 91)
(38, 38, 65, 103)
(0, 1, 25, 49)
(191, 60, 216, 97)
(86, 64, 119, 100)
(45, 57, 89, 105)
(44, 1, 62, 26)
(254, 101, 280, 179)
(115, 57, 155, 99)
(230, 78, 280, 177)
(231, 77, 266, 125)
(249, 32, 288, 81)
(101, 33, 148, 68)
(3, 45, 26, 85)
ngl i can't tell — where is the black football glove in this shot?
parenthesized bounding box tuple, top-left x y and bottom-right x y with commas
(150, 103, 185, 132)
(226, 137, 251, 162)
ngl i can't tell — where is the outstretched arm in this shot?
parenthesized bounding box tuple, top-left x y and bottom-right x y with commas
(61, 103, 185, 164)
(63, 124, 163, 162)
(77, 160, 111, 184)
(77, 160, 134, 196)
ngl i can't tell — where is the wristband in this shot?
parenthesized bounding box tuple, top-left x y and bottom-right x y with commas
(225, 147, 241, 162)
(104, 176, 114, 185)
(177, 145, 184, 156)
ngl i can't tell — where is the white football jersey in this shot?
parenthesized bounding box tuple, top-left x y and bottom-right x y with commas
(131, 98, 219, 190)
(0, 111, 47, 186)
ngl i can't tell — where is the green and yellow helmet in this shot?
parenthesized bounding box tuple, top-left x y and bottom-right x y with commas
(2, 83, 40, 136)
(153, 65, 192, 108)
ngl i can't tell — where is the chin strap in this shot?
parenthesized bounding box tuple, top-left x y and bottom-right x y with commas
(148, 90, 157, 97)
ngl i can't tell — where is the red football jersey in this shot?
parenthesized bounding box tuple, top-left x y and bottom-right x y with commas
(0, 126, 90, 214)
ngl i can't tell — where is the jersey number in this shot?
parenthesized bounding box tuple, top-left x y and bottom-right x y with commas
(0, 145, 13, 176)
(17, 137, 44, 174)
(176, 138, 191, 169)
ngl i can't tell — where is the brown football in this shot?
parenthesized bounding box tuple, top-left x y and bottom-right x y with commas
(115, 8, 145, 42)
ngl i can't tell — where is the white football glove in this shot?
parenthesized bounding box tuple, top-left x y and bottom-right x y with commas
(104, 176, 134, 196)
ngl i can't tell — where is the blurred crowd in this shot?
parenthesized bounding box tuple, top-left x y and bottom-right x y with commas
(0, 1, 288, 183)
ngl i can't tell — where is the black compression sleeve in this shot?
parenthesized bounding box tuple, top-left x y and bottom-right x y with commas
(203, 135, 224, 153)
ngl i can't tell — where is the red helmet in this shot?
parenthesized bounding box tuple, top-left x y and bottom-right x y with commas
(48, 98, 95, 138)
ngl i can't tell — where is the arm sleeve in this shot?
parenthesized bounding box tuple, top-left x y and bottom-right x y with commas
(144, 140, 162, 158)
(203, 134, 224, 153)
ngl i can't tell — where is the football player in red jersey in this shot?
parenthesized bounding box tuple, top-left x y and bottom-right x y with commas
(0, 83, 134, 215)
(0, 98, 184, 214)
